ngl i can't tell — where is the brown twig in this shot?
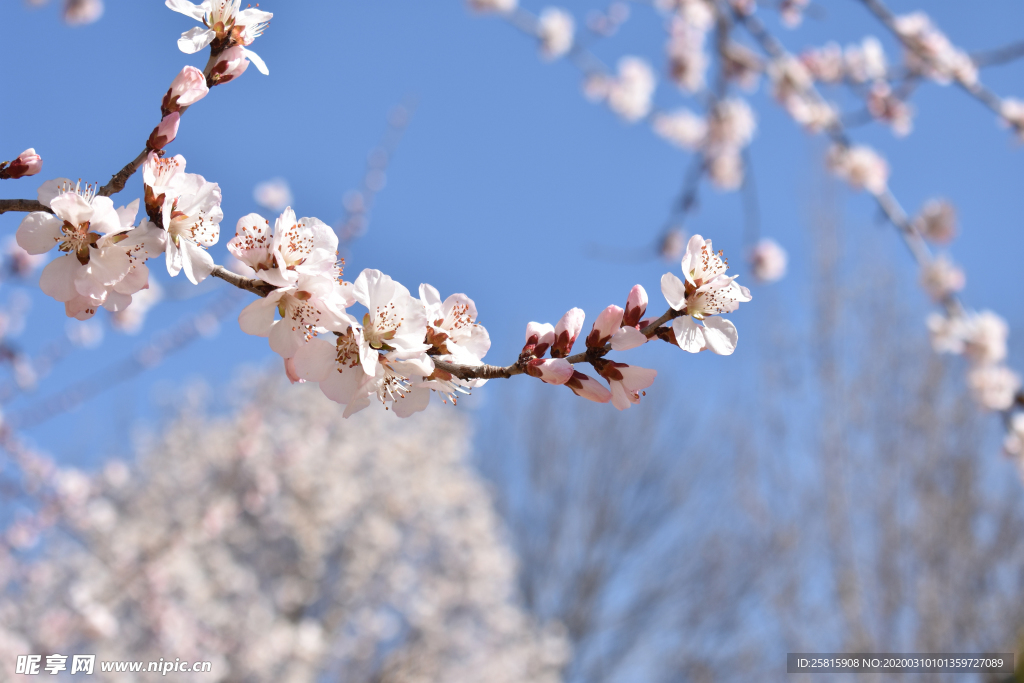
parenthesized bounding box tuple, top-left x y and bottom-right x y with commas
(0, 199, 52, 215)
(209, 265, 277, 298)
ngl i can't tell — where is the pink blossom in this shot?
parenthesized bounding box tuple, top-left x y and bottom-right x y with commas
(208, 46, 251, 86)
(622, 284, 648, 328)
(523, 322, 556, 357)
(968, 364, 1020, 411)
(161, 66, 210, 115)
(826, 144, 889, 195)
(525, 358, 574, 385)
(1, 149, 43, 180)
(147, 113, 180, 152)
(586, 305, 624, 349)
(564, 370, 612, 403)
(551, 308, 585, 358)
(913, 199, 957, 243)
(594, 360, 656, 411)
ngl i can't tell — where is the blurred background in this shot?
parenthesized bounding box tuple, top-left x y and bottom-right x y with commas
(1, 0, 1024, 680)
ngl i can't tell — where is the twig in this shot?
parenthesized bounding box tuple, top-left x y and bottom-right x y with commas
(0, 199, 52, 215)
(209, 265, 277, 298)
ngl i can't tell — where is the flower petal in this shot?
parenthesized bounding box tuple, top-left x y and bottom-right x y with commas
(661, 272, 688, 311)
(238, 296, 277, 337)
(701, 316, 738, 355)
(291, 337, 337, 381)
(39, 255, 83, 302)
(242, 47, 269, 75)
(671, 316, 706, 353)
(178, 26, 215, 54)
(610, 325, 648, 351)
(17, 213, 63, 254)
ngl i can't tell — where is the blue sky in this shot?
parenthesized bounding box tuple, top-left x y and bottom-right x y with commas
(0, 0, 1022, 465)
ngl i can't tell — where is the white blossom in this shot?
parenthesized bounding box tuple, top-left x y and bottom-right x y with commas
(165, 0, 272, 74)
(919, 254, 965, 302)
(662, 234, 751, 355)
(749, 238, 787, 284)
(826, 144, 889, 195)
(968, 364, 1020, 411)
(606, 57, 656, 123)
(537, 8, 574, 60)
(913, 199, 957, 243)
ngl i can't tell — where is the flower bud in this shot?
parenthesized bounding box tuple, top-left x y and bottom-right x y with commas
(147, 113, 180, 151)
(565, 370, 612, 403)
(525, 358, 574, 385)
(208, 46, 250, 86)
(551, 307, 585, 358)
(1, 149, 43, 180)
(161, 66, 210, 116)
(586, 305, 623, 349)
(622, 284, 648, 328)
(523, 321, 555, 357)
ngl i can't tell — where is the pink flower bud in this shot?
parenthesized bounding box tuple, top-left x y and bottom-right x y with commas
(147, 113, 180, 151)
(586, 305, 624, 349)
(525, 358, 574, 385)
(1, 149, 43, 180)
(551, 307, 585, 358)
(523, 321, 555, 357)
(208, 46, 250, 86)
(622, 284, 648, 328)
(161, 66, 210, 115)
(565, 370, 612, 403)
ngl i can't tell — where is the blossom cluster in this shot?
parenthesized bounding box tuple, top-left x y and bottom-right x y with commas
(3, 0, 758, 421)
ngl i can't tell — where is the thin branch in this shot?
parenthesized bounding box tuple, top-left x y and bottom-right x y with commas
(971, 39, 1024, 68)
(98, 51, 219, 198)
(209, 265, 277, 298)
(0, 199, 52, 215)
(856, 0, 1007, 117)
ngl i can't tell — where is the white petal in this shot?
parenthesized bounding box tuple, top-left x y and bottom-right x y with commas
(242, 47, 269, 75)
(37, 178, 73, 207)
(393, 386, 431, 418)
(660, 272, 688, 310)
(672, 316, 706, 353)
(179, 240, 214, 284)
(610, 326, 648, 351)
(39, 255, 83, 302)
(701, 316, 738, 355)
(238, 296, 277, 337)
(178, 27, 215, 54)
(609, 382, 632, 411)
(164, 0, 206, 21)
(291, 338, 337, 382)
(268, 320, 302, 359)
(17, 213, 63, 255)
(116, 199, 140, 229)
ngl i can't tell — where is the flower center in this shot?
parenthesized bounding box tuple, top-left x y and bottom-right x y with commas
(58, 220, 101, 265)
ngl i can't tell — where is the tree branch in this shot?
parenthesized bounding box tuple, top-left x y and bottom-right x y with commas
(209, 265, 277, 298)
(0, 199, 52, 215)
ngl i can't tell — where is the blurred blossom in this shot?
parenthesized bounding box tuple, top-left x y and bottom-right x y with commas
(779, 0, 808, 28)
(968, 364, 1020, 411)
(919, 254, 965, 301)
(467, 0, 517, 12)
(659, 228, 687, 261)
(537, 8, 575, 60)
(826, 144, 888, 195)
(912, 199, 957, 243)
(1003, 413, 1024, 457)
(999, 99, 1024, 141)
(5, 238, 46, 278)
(866, 82, 913, 137)
(722, 42, 762, 90)
(706, 150, 743, 190)
(605, 57, 656, 123)
(0, 379, 568, 681)
(928, 310, 1008, 365)
(893, 12, 977, 87)
(62, 0, 103, 25)
(253, 178, 294, 212)
(802, 43, 844, 83)
(66, 319, 104, 348)
(652, 109, 707, 151)
(666, 15, 708, 93)
(844, 36, 887, 83)
(749, 238, 787, 283)
(707, 98, 756, 152)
